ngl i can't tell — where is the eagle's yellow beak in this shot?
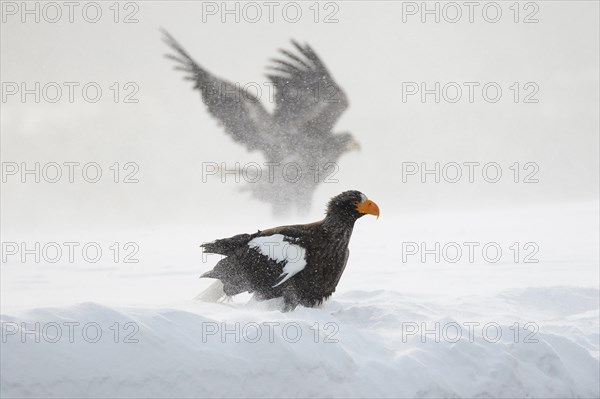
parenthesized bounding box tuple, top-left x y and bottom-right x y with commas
(346, 140, 362, 152)
(356, 199, 380, 219)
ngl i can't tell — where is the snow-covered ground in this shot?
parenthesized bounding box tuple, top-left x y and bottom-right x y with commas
(2, 203, 598, 398)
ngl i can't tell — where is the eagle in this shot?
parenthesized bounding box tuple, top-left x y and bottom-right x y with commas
(198, 191, 379, 311)
(162, 30, 360, 216)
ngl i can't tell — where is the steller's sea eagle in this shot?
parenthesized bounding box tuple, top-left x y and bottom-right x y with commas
(198, 190, 379, 311)
(162, 30, 360, 216)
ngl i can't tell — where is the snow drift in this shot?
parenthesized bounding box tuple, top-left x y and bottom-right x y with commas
(2, 285, 598, 398)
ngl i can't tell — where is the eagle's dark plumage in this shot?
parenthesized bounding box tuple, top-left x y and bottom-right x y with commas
(200, 191, 380, 311)
(162, 30, 360, 216)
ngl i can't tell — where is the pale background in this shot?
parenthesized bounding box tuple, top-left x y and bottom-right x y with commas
(2, 1, 598, 230)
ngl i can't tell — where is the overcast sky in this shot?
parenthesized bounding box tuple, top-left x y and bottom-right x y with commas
(2, 1, 598, 230)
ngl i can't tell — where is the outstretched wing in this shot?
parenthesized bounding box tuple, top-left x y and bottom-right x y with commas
(162, 30, 272, 152)
(267, 40, 348, 133)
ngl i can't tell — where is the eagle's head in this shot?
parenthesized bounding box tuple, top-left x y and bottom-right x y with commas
(326, 190, 380, 222)
(335, 132, 361, 153)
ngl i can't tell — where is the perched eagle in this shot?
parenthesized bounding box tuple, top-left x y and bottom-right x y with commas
(198, 191, 379, 311)
(162, 30, 360, 216)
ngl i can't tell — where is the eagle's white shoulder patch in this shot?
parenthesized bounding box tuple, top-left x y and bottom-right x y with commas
(248, 234, 307, 287)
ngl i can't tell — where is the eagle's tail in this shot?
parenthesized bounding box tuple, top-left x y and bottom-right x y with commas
(201, 233, 252, 256)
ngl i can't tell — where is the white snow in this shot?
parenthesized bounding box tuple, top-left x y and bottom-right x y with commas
(2, 2, 598, 396)
(248, 234, 307, 287)
(1, 203, 598, 398)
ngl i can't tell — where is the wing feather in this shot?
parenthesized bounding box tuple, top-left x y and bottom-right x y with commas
(163, 30, 272, 151)
(267, 40, 348, 133)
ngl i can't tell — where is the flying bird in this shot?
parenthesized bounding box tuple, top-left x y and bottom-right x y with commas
(162, 30, 360, 216)
(198, 190, 379, 311)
